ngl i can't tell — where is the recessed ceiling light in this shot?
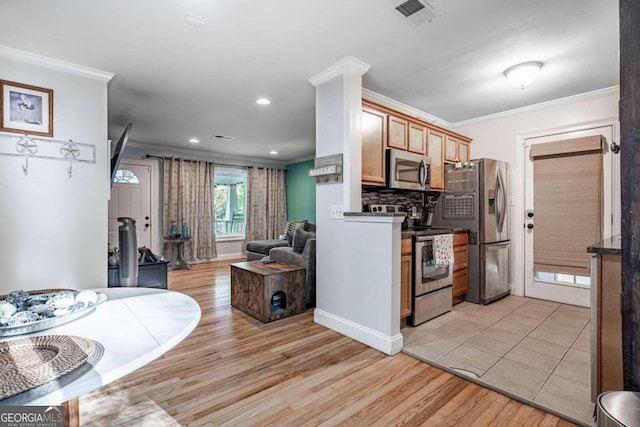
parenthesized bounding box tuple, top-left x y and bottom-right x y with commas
(185, 15, 205, 27)
(256, 98, 271, 105)
(269, 150, 278, 155)
(189, 138, 200, 144)
(214, 135, 235, 141)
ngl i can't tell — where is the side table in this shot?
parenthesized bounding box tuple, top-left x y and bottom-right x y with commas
(164, 237, 191, 270)
(230, 261, 306, 323)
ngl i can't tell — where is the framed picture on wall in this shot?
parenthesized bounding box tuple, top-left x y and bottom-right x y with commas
(0, 80, 53, 137)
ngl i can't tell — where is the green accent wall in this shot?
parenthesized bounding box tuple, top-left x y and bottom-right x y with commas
(286, 159, 316, 223)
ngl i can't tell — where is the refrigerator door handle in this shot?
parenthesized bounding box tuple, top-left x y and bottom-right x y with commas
(496, 169, 506, 233)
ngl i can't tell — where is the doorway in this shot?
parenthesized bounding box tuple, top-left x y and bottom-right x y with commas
(523, 122, 619, 306)
(108, 160, 156, 252)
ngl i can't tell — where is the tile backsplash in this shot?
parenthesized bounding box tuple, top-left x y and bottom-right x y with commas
(362, 189, 441, 212)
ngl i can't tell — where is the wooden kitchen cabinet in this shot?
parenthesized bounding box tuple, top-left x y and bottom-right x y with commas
(458, 141, 470, 163)
(452, 232, 469, 304)
(387, 115, 408, 150)
(428, 129, 445, 191)
(401, 236, 412, 319)
(362, 107, 387, 186)
(408, 122, 427, 155)
(445, 135, 458, 162)
(592, 251, 623, 398)
(360, 100, 472, 192)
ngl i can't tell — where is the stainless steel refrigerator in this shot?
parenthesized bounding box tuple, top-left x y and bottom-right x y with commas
(434, 158, 510, 304)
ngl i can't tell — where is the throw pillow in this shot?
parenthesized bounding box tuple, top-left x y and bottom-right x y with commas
(292, 228, 316, 254)
(284, 219, 308, 236)
(285, 221, 306, 246)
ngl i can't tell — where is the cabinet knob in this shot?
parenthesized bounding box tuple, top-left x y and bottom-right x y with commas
(527, 223, 534, 230)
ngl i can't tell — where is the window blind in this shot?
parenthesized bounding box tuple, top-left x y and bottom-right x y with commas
(530, 135, 604, 276)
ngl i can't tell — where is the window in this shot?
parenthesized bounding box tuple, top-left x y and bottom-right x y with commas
(214, 169, 246, 237)
(113, 169, 140, 184)
(535, 271, 591, 287)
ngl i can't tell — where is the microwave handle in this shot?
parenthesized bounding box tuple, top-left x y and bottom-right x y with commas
(419, 160, 426, 187)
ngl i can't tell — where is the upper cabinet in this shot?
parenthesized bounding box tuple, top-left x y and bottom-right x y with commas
(444, 135, 458, 162)
(428, 129, 445, 191)
(362, 107, 387, 186)
(387, 115, 408, 150)
(445, 135, 471, 164)
(458, 141, 470, 163)
(408, 122, 427, 155)
(361, 100, 472, 191)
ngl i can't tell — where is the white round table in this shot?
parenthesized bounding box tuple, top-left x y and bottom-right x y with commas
(0, 287, 201, 406)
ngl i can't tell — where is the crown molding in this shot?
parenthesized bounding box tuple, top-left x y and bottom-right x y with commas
(362, 88, 452, 128)
(308, 56, 371, 87)
(126, 141, 288, 168)
(452, 86, 620, 128)
(0, 46, 114, 83)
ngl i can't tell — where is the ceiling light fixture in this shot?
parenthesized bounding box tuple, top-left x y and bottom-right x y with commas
(269, 150, 278, 155)
(256, 98, 271, 105)
(185, 15, 205, 27)
(503, 62, 543, 89)
(189, 138, 200, 144)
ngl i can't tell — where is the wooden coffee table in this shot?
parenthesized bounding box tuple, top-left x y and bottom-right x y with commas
(230, 261, 306, 323)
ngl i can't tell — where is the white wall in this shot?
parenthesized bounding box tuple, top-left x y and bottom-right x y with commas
(0, 50, 111, 293)
(452, 87, 619, 296)
(310, 58, 403, 355)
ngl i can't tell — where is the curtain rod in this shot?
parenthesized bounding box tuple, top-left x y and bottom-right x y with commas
(145, 154, 286, 171)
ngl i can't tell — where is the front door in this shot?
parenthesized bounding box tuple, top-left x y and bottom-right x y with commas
(108, 161, 152, 251)
(523, 124, 618, 306)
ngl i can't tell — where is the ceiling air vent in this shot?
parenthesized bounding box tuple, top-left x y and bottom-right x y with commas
(395, 0, 439, 26)
(214, 135, 235, 141)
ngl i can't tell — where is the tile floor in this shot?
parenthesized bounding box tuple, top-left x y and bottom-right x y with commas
(401, 296, 594, 426)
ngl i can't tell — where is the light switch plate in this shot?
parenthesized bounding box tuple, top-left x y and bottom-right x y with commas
(331, 205, 344, 219)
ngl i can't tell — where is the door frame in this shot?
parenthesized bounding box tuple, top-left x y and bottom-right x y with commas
(110, 158, 160, 255)
(513, 118, 620, 298)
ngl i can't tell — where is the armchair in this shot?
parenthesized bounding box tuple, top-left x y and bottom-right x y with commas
(269, 235, 316, 308)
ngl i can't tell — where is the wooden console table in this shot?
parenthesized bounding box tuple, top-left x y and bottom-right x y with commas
(230, 261, 306, 323)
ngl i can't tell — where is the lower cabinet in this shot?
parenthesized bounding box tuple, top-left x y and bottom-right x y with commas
(401, 237, 412, 319)
(452, 233, 469, 304)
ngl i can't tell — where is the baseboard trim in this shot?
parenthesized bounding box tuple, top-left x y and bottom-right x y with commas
(314, 309, 403, 356)
(214, 253, 245, 261)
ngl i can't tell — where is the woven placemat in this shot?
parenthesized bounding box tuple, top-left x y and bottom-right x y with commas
(0, 335, 95, 400)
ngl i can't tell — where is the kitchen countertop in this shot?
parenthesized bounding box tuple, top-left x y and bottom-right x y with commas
(343, 212, 406, 217)
(587, 234, 622, 255)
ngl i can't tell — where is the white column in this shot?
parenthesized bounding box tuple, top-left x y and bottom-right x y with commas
(309, 57, 403, 355)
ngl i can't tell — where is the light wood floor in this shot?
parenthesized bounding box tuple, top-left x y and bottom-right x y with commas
(80, 260, 576, 426)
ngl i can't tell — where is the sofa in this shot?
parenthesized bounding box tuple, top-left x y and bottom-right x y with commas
(245, 239, 288, 261)
(244, 220, 316, 307)
(269, 231, 316, 308)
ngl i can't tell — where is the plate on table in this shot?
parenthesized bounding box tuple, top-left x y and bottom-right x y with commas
(0, 289, 107, 337)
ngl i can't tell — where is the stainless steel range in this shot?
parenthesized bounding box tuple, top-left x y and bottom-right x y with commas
(409, 233, 453, 326)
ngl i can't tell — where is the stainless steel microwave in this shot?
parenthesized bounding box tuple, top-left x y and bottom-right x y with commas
(386, 148, 431, 191)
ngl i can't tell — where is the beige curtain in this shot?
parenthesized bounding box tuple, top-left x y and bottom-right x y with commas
(244, 167, 287, 249)
(163, 158, 217, 263)
(530, 135, 604, 276)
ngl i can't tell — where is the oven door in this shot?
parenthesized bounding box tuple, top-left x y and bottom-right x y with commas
(414, 237, 451, 295)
